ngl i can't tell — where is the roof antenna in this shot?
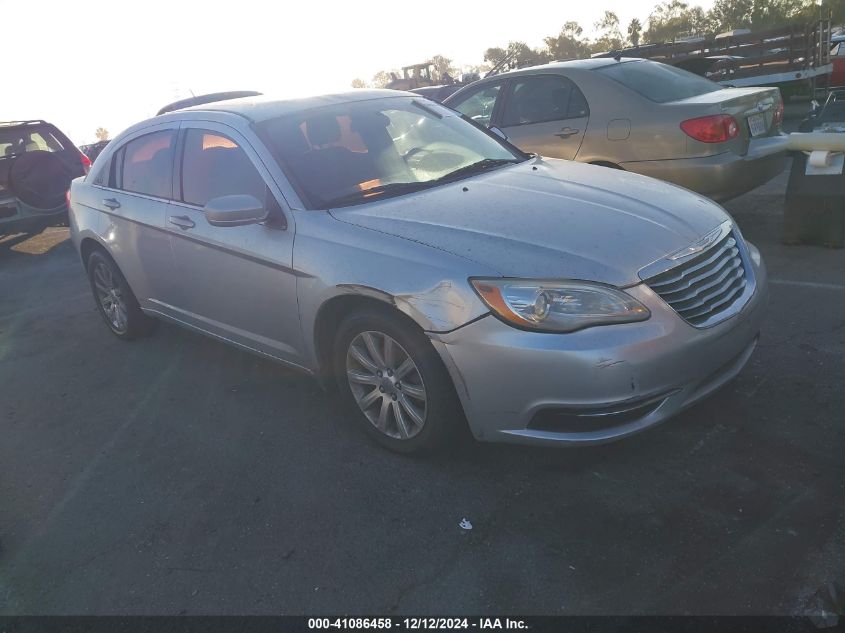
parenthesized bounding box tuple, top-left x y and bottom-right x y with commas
(611, 50, 623, 61)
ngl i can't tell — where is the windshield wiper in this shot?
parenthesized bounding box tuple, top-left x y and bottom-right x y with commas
(324, 159, 521, 207)
(437, 158, 520, 183)
(325, 181, 436, 208)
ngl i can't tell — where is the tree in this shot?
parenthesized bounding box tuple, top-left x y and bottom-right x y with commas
(628, 18, 643, 47)
(430, 54, 457, 81)
(544, 22, 591, 60)
(95, 127, 109, 141)
(483, 46, 509, 65)
(484, 41, 549, 69)
(644, 0, 708, 43)
(708, 0, 806, 32)
(350, 78, 367, 89)
(371, 70, 396, 88)
(590, 10, 625, 54)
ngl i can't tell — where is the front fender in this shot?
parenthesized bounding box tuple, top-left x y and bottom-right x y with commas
(293, 211, 496, 368)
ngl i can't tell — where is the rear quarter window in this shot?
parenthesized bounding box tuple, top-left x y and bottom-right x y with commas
(0, 125, 66, 157)
(597, 60, 723, 103)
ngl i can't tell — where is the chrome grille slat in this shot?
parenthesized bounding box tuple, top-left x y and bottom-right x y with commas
(645, 231, 750, 328)
(648, 237, 736, 288)
(659, 255, 742, 302)
(682, 280, 746, 323)
(679, 277, 746, 320)
(654, 248, 740, 296)
(670, 266, 745, 311)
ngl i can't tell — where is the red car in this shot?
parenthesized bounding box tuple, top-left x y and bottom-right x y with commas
(830, 36, 845, 88)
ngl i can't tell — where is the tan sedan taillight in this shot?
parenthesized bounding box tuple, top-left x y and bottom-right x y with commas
(680, 114, 739, 143)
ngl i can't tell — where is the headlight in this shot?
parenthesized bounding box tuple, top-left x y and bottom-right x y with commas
(470, 279, 650, 333)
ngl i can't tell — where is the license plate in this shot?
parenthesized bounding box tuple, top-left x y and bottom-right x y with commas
(748, 113, 767, 137)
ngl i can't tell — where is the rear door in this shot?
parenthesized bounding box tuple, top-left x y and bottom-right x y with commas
(92, 124, 179, 309)
(497, 74, 589, 160)
(165, 121, 301, 364)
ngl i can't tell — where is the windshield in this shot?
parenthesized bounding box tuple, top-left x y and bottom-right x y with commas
(255, 96, 525, 208)
(596, 60, 723, 103)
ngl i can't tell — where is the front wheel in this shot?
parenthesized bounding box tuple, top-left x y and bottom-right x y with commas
(86, 250, 156, 340)
(334, 307, 463, 453)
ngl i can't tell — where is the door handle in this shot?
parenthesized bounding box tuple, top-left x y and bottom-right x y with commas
(555, 127, 580, 139)
(168, 215, 195, 230)
(102, 198, 121, 210)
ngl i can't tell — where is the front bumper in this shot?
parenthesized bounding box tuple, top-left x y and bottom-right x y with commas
(429, 248, 768, 446)
(621, 138, 787, 202)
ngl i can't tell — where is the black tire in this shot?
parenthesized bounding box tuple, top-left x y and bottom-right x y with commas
(333, 305, 464, 454)
(86, 249, 156, 340)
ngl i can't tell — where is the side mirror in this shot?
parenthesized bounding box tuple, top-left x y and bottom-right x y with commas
(204, 194, 267, 227)
(489, 126, 508, 141)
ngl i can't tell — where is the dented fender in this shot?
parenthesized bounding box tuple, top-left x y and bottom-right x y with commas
(292, 210, 496, 371)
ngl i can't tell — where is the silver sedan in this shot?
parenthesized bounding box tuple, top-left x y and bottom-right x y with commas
(69, 91, 767, 452)
(444, 58, 787, 202)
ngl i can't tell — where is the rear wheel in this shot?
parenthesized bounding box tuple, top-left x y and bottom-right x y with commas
(334, 307, 463, 453)
(86, 250, 156, 340)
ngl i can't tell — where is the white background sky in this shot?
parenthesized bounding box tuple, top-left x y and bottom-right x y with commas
(2, 0, 713, 144)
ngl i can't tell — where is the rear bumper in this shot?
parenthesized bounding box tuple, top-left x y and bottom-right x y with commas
(429, 245, 768, 447)
(621, 139, 788, 202)
(0, 197, 67, 234)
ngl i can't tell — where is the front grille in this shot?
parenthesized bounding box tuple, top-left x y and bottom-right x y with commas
(646, 231, 747, 327)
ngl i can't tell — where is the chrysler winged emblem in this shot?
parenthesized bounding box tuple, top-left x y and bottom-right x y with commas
(668, 225, 723, 260)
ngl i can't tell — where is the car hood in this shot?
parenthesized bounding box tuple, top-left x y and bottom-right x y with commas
(328, 158, 731, 286)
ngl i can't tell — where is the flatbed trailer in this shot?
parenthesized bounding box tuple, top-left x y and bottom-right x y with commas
(596, 20, 832, 94)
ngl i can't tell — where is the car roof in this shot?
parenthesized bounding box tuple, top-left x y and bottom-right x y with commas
(506, 57, 639, 73)
(458, 58, 643, 87)
(176, 89, 416, 122)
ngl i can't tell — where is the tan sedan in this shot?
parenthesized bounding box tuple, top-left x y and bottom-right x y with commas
(444, 58, 787, 201)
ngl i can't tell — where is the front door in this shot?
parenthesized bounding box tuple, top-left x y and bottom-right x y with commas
(165, 122, 302, 365)
(498, 74, 590, 160)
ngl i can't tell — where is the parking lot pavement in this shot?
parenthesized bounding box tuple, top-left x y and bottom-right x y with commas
(0, 175, 843, 616)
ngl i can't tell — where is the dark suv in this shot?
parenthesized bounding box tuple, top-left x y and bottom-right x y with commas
(1, 120, 90, 235)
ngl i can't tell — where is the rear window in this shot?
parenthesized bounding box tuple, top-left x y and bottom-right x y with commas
(0, 125, 66, 158)
(596, 60, 723, 103)
(116, 130, 176, 199)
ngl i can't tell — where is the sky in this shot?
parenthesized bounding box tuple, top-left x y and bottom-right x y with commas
(3, 0, 713, 144)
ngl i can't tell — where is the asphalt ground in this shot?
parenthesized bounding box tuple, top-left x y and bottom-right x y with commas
(0, 165, 843, 616)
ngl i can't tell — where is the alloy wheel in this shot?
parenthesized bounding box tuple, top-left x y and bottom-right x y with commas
(345, 331, 427, 440)
(92, 261, 128, 333)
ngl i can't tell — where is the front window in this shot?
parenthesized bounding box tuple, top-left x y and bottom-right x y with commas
(256, 97, 525, 208)
(596, 60, 723, 103)
(180, 129, 266, 207)
(448, 84, 502, 126)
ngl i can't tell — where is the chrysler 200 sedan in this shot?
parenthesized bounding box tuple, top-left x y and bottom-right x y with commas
(444, 58, 787, 202)
(69, 90, 768, 453)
